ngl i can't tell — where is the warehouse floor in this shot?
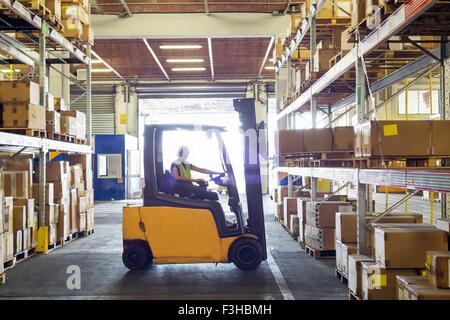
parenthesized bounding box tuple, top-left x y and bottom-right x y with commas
(0, 196, 347, 300)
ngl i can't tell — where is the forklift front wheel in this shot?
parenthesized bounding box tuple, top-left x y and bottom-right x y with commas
(229, 237, 263, 271)
(122, 245, 152, 271)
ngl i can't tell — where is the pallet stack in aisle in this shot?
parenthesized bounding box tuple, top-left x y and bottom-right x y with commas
(304, 201, 355, 258)
(346, 212, 449, 300)
(1, 155, 37, 272)
(68, 154, 94, 233)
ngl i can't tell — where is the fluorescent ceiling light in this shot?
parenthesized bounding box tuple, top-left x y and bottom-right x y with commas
(269, 58, 274, 62)
(91, 59, 103, 64)
(171, 67, 206, 72)
(91, 68, 113, 73)
(160, 44, 202, 50)
(0, 69, 21, 73)
(166, 58, 205, 63)
(264, 66, 276, 70)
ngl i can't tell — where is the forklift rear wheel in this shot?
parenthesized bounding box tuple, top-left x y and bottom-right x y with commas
(122, 245, 152, 271)
(229, 238, 263, 271)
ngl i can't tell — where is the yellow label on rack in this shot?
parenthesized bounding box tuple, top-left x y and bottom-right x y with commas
(120, 114, 127, 125)
(371, 274, 387, 287)
(425, 255, 431, 270)
(383, 124, 398, 136)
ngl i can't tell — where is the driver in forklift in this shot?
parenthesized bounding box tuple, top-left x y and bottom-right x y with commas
(171, 145, 222, 201)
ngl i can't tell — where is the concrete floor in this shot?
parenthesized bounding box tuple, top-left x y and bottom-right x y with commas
(0, 196, 347, 300)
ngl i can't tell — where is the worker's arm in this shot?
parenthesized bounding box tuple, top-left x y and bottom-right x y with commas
(190, 164, 222, 175)
(171, 166, 203, 183)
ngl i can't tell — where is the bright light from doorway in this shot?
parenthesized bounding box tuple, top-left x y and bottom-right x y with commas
(91, 68, 113, 73)
(160, 44, 203, 50)
(264, 66, 276, 70)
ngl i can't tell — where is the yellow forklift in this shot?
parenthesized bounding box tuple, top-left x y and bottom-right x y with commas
(122, 98, 267, 271)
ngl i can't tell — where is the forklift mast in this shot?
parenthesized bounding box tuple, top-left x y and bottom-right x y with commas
(233, 98, 267, 260)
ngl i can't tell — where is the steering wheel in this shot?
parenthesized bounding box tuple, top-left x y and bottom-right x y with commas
(209, 173, 227, 186)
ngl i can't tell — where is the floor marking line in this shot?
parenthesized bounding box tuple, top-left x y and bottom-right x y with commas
(266, 250, 295, 300)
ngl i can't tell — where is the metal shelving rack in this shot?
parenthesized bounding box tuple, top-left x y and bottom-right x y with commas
(0, 0, 92, 250)
(274, 0, 450, 255)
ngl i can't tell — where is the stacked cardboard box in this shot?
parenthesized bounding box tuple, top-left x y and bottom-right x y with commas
(46, 161, 70, 241)
(304, 201, 354, 252)
(0, 81, 46, 131)
(396, 251, 450, 300)
(355, 120, 450, 157)
(335, 212, 358, 276)
(61, 0, 93, 44)
(61, 110, 86, 140)
(1, 157, 37, 258)
(68, 154, 94, 232)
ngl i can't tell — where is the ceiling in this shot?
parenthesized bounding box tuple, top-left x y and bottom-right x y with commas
(92, 0, 300, 15)
(92, 37, 275, 81)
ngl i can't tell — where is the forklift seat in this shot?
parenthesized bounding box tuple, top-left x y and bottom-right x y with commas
(160, 170, 219, 201)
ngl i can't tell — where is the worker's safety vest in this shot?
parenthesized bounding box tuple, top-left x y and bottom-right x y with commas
(174, 160, 191, 179)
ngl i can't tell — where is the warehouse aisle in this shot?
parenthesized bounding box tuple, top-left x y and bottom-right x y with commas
(0, 198, 347, 300)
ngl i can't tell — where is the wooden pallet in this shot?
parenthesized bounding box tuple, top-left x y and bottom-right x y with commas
(62, 231, 79, 245)
(298, 240, 306, 249)
(0, 128, 46, 138)
(3, 257, 16, 271)
(78, 228, 95, 237)
(335, 268, 349, 285)
(348, 289, 362, 300)
(47, 132, 77, 143)
(305, 245, 336, 259)
(15, 247, 36, 264)
(47, 241, 62, 253)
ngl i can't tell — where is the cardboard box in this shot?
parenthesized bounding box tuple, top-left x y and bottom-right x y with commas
(3, 196, 14, 233)
(22, 228, 30, 250)
(33, 183, 54, 205)
(402, 279, 450, 300)
(332, 126, 354, 152)
(48, 223, 57, 244)
(276, 203, 283, 221)
(275, 130, 304, 155)
(303, 128, 332, 153)
(299, 218, 306, 244)
(13, 198, 34, 228)
(85, 188, 94, 208)
(82, 23, 94, 45)
(336, 212, 357, 243)
(3, 232, 14, 260)
(61, 4, 90, 25)
(70, 188, 78, 232)
(46, 161, 69, 182)
(430, 120, 450, 156)
(342, 243, 358, 275)
(77, 212, 87, 232)
(290, 215, 299, 236)
(71, 164, 84, 190)
(356, 121, 431, 157)
(436, 218, 450, 233)
(45, 204, 56, 225)
(78, 196, 87, 213)
(86, 207, 94, 230)
(276, 186, 288, 204)
(348, 255, 374, 296)
(283, 197, 297, 229)
(13, 206, 26, 231)
(61, 115, 78, 136)
(3, 171, 29, 198)
(61, 110, 86, 139)
(335, 240, 344, 271)
(351, 0, 366, 28)
(53, 178, 70, 203)
(375, 227, 448, 268)
(305, 225, 335, 250)
(57, 211, 69, 241)
(396, 275, 427, 300)
(61, 19, 83, 38)
(306, 201, 354, 228)
(1, 103, 46, 130)
(426, 251, 450, 288)
(47, 0, 62, 20)
(1, 157, 33, 197)
(0, 81, 39, 105)
(13, 230, 23, 254)
(361, 261, 419, 300)
(68, 154, 92, 174)
(46, 111, 61, 133)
